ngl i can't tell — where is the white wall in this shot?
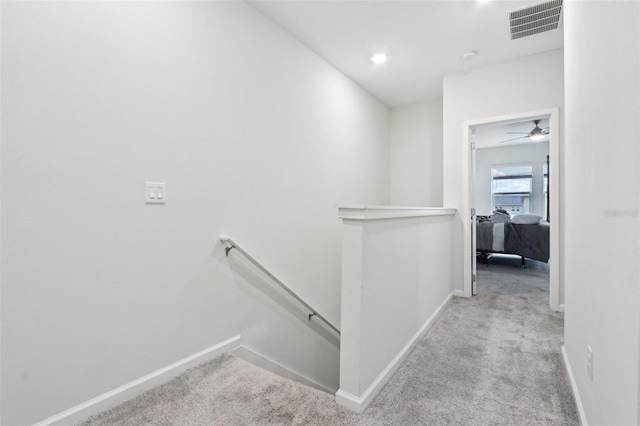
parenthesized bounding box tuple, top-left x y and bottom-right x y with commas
(475, 142, 549, 216)
(337, 207, 454, 412)
(390, 100, 443, 206)
(563, 1, 640, 425)
(442, 49, 564, 299)
(0, 2, 390, 424)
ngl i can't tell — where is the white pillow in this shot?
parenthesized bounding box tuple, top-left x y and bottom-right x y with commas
(511, 213, 542, 225)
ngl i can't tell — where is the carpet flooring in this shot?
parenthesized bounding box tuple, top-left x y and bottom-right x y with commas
(79, 256, 578, 425)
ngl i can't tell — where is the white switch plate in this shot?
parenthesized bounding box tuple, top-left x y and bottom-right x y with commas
(145, 182, 166, 204)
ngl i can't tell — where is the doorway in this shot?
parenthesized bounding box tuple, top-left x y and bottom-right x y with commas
(463, 108, 561, 311)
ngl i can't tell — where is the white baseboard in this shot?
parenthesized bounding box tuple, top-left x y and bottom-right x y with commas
(558, 304, 566, 312)
(335, 388, 365, 413)
(453, 289, 465, 297)
(34, 335, 242, 426)
(561, 345, 588, 426)
(230, 345, 336, 394)
(336, 291, 455, 413)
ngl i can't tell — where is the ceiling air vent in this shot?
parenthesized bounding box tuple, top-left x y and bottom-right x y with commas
(509, 0, 563, 40)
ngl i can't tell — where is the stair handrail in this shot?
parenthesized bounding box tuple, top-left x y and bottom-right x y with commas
(220, 235, 340, 336)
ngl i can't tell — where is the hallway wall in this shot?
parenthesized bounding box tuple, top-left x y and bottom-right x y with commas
(390, 99, 443, 207)
(442, 49, 564, 300)
(0, 2, 390, 424)
(563, 1, 640, 424)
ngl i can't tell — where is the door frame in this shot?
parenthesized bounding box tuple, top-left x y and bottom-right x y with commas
(462, 107, 561, 311)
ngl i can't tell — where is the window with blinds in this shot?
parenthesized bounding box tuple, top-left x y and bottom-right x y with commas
(491, 164, 533, 214)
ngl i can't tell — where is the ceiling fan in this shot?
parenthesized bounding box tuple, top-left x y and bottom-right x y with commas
(500, 119, 549, 143)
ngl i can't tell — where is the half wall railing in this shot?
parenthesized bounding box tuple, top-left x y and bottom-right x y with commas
(336, 206, 457, 413)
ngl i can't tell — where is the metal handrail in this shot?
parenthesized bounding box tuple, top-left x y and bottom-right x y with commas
(220, 236, 341, 336)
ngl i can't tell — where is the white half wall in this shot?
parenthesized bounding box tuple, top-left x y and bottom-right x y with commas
(0, 2, 390, 424)
(442, 49, 564, 300)
(475, 142, 549, 216)
(390, 100, 443, 207)
(563, 1, 640, 425)
(337, 206, 455, 412)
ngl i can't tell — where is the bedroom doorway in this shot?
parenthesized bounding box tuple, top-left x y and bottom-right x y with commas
(464, 108, 561, 312)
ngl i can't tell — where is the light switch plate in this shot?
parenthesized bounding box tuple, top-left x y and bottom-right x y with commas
(145, 182, 166, 204)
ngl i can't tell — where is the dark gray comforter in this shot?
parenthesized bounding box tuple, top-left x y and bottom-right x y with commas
(476, 220, 550, 263)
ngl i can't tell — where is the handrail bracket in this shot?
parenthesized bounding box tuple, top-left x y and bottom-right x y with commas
(225, 245, 236, 257)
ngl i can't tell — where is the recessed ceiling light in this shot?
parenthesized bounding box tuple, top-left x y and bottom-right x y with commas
(462, 51, 477, 60)
(372, 54, 388, 65)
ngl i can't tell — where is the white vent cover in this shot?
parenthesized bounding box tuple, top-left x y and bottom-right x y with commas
(509, 0, 563, 40)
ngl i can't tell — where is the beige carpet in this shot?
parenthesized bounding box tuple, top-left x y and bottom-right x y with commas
(79, 256, 578, 425)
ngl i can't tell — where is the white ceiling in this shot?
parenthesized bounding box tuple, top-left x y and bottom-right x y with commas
(474, 118, 550, 149)
(248, 0, 564, 107)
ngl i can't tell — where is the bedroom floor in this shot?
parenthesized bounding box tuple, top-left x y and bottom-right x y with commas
(80, 257, 578, 425)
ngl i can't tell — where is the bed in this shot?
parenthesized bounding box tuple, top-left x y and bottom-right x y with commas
(476, 218, 550, 265)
